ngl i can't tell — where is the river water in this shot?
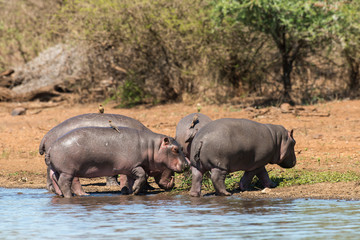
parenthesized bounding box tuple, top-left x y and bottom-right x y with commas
(0, 188, 359, 239)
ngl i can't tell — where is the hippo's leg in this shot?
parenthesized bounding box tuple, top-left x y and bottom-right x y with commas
(239, 170, 257, 191)
(50, 169, 62, 196)
(57, 173, 74, 198)
(210, 168, 231, 196)
(46, 166, 55, 193)
(71, 177, 89, 196)
(131, 167, 146, 195)
(154, 169, 175, 191)
(256, 166, 277, 188)
(105, 175, 119, 186)
(189, 166, 203, 197)
(119, 174, 131, 194)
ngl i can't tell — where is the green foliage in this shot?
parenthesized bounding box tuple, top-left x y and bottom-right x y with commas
(213, 0, 338, 100)
(115, 78, 145, 108)
(175, 168, 360, 193)
(1, 1, 360, 103)
(269, 169, 360, 187)
(334, 2, 360, 91)
(0, 0, 62, 71)
(214, 0, 336, 42)
(57, 0, 216, 102)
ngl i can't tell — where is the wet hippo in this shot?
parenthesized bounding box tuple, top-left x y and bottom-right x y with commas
(46, 126, 188, 198)
(39, 113, 175, 193)
(189, 118, 296, 197)
(175, 113, 212, 158)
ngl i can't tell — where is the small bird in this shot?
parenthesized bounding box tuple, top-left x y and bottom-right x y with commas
(109, 120, 120, 133)
(196, 103, 202, 113)
(98, 104, 104, 114)
(190, 114, 199, 128)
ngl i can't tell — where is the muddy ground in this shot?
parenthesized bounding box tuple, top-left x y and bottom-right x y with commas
(0, 99, 359, 200)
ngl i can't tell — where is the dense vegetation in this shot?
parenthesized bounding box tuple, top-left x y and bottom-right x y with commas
(0, 0, 359, 105)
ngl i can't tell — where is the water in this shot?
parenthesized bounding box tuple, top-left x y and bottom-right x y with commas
(1, 188, 360, 240)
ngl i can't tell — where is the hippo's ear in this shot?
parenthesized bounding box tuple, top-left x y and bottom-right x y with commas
(163, 137, 170, 146)
(289, 129, 296, 144)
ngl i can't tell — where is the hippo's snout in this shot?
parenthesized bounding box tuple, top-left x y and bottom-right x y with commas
(174, 156, 189, 173)
(184, 157, 190, 168)
(279, 154, 296, 168)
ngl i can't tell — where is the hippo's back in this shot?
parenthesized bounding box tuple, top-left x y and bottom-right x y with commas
(175, 113, 212, 135)
(39, 113, 148, 155)
(190, 118, 274, 170)
(47, 126, 144, 176)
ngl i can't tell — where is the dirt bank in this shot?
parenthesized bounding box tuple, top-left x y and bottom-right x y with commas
(0, 100, 359, 200)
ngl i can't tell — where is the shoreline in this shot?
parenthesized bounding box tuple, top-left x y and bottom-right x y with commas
(1, 175, 360, 201)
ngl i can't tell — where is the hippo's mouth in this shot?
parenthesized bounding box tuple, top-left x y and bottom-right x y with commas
(185, 157, 191, 167)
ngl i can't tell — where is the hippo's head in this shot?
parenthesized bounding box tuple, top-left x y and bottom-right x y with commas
(157, 137, 189, 173)
(278, 129, 296, 168)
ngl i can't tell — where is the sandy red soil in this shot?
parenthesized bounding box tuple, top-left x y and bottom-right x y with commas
(0, 99, 359, 199)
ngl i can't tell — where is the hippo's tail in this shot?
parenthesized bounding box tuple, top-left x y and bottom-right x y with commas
(193, 141, 203, 163)
(39, 136, 46, 155)
(45, 147, 51, 166)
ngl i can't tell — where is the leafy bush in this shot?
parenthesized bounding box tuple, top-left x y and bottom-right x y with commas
(0, 0, 359, 104)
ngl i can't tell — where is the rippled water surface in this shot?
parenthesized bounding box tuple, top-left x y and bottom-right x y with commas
(1, 188, 360, 239)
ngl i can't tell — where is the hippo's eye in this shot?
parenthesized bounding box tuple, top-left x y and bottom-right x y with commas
(181, 147, 183, 151)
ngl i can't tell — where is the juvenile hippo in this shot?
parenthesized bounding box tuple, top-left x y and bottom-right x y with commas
(39, 113, 175, 193)
(175, 113, 212, 158)
(46, 126, 188, 198)
(189, 118, 296, 197)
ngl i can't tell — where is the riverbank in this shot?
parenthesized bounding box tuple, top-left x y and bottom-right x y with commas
(0, 99, 359, 200)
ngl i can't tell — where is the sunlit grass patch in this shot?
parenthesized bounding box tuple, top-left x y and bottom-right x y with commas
(174, 169, 360, 192)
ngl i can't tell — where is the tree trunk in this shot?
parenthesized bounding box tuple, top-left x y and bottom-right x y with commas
(282, 57, 293, 104)
(274, 29, 297, 105)
(345, 51, 360, 94)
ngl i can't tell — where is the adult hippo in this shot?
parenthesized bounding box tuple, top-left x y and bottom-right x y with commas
(39, 113, 175, 193)
(175, 113, 212, 158)
(46, 126, 188, 198)
(189, 118, 296, 197)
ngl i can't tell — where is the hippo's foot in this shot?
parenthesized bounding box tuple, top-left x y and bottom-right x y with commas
(120, 186, 131, 195)
(239, 181, 251, 192)
(256, 166, 277, 189)
(211, 168, 231, 196)
(47, 183, 55, 193)
(106, 176, 119, 186)
(131, 167, 146, 195)
(190, 166, 203, 197)
(189, 190, 201, 197)
(71, 177, 88, 196)
(239, 169, 259, 191)
(57, 173, 74, 198)
(119, 174, 133, 195)
(263, 181, 277, 189)
(46, 166, 56, 193)
(215, 191, 231, 196)
(154, 169, 175, 191)
(75, 191, 89, 196)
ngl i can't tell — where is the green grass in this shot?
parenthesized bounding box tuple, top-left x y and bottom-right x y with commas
(1, 149, 11, 159)
(269, 169, 360, 187)
(174, 169, 360, 192)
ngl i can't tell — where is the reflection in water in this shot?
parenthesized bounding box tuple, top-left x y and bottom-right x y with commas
(1, 188, 360, 239)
